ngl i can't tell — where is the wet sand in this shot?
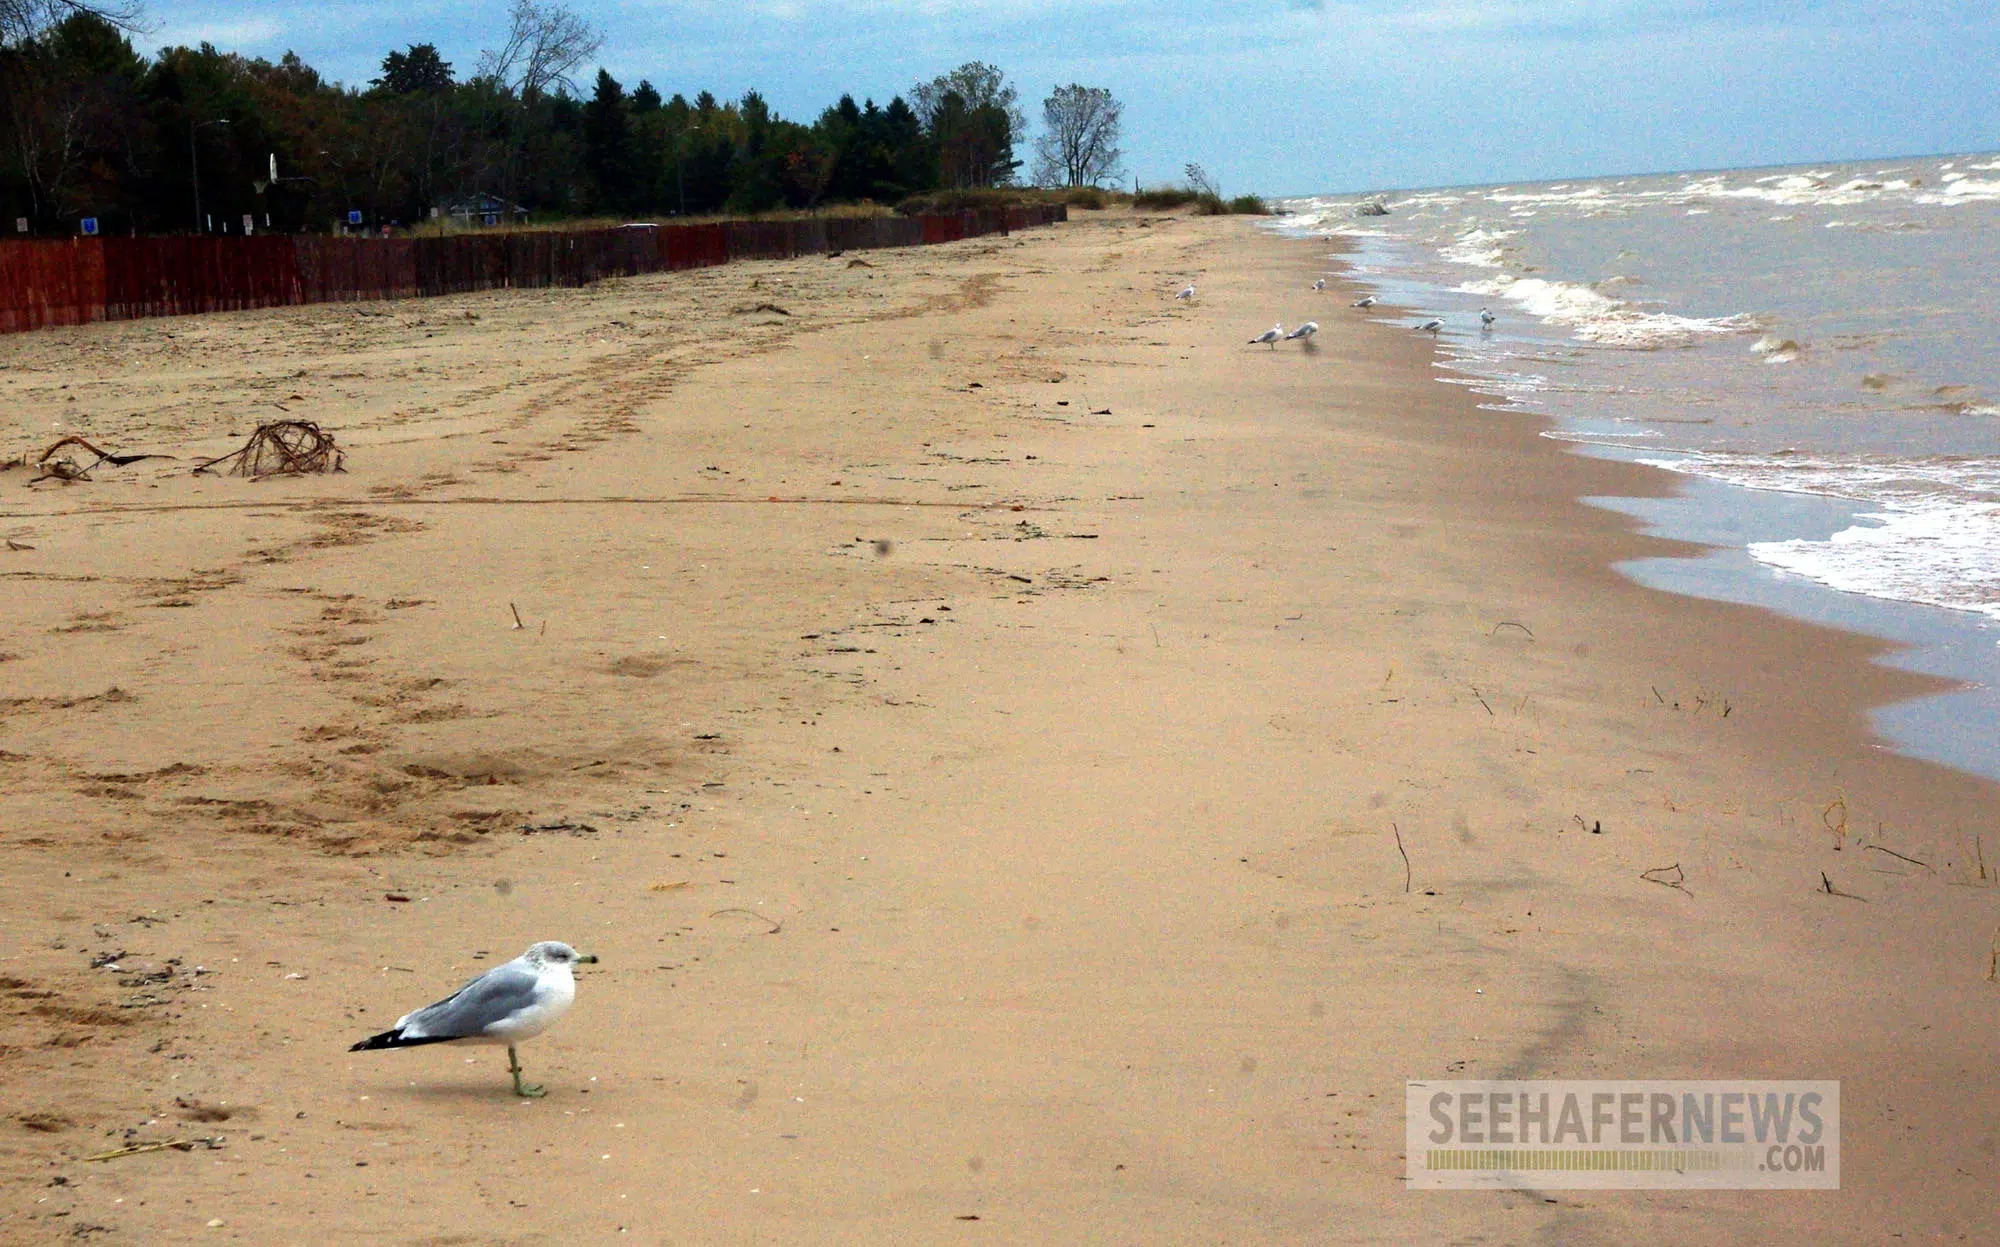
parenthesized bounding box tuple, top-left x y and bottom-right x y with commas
(2, 211, 1995, 1243)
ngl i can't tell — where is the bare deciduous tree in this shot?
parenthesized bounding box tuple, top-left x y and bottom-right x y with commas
(1030, 84, 1123, 188)
(0, 0, 140, 46)
(477, 0, 602, 99)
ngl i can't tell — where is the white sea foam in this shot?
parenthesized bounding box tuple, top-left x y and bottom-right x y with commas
(1749, 501, 2000, 622)
(1637, 452, 2000, 621)
(1439, 227, 1517, 267)
(1457, 275, 1754, 348)
(1919, 178, 2000, 204)
(1637, 452, 2000, 499)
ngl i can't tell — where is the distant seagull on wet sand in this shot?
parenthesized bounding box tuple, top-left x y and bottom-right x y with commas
(1285, 321, 1319, 341)
(1352, 296, 1377, 308)
(1480, 307, 1496, 328)
(1312, 278, 1327, 291)
(1416, 318, 1443, 335)
(1249, 323, 1283, 349)
(1176, 283, 1196, 300)
(350, 940, 598, 1098)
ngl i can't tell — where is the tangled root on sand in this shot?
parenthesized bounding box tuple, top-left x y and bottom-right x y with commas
(194, 421, 344, 478)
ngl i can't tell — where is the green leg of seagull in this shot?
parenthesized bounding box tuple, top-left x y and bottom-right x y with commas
(507, 1045, 545, 1098)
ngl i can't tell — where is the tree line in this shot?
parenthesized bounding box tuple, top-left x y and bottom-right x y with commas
(0, 1, 1130, 237)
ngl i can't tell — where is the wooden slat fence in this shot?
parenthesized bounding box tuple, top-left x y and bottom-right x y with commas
(0, 205, 1066, 335)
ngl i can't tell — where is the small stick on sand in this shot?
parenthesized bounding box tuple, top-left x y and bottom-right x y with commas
(1641, 864, 1692, 897)
(1987, 927, 2000, 983)
(1488, 621, 1534, 640)
(510, 602, 524, 630)
(1863, 844, 1934, 872)
(81, 1137, 220, 1162)
(710, 907, 783, 934)
(1820, 871, 1868, 902)
(1393, 823, 1411, 893)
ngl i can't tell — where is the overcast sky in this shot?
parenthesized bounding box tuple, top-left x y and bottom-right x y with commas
(148, 0, 2000, 196)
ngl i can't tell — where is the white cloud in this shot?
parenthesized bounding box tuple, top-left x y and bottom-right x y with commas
(149, 14, 287, 50)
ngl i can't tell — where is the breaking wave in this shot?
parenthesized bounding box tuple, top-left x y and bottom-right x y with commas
(1456, 275, 1756, 349)
(1637, 452, 2000, 622)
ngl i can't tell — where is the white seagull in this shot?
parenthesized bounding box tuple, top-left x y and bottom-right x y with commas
(350, 940, 598, 1098)
(1284, 321, 1319, 341)
(1416, 318, 1443, 335)
(1175, 283, 1196, 301)
(1480, 307, 1496, 328)
(1352, 295, 1377, 308)
(1312, 279, 1327, 291)
(1249, 323, 1283, 349)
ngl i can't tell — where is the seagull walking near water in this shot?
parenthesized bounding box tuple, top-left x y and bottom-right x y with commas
(1285, 321, 1319, 341)
(1249, 323, 1283, 349)
(1353, 295, 1377, 308)
(1175, 283, 1196, 301)
(1416, 318, 1443, 335)
(350, 940, 598, 1097)
(1312, 279, 1327, 291)
(1480, 307, 1496, 329)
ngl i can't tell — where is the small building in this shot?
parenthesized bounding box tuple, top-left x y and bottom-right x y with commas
(437, 194, 529, 228)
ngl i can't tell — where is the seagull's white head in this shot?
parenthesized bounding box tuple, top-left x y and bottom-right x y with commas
(522, 941, 598, 968)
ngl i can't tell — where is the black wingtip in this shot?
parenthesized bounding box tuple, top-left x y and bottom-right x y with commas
(349, 1029, 455, 1052)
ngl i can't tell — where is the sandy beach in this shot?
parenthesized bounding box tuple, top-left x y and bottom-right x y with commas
(3, 211, 1996, 1243)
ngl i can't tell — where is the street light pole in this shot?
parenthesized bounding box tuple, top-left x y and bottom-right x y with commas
(191, 117, 231, 234)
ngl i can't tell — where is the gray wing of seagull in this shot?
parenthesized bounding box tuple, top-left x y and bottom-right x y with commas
(350, 961, 543, 1048)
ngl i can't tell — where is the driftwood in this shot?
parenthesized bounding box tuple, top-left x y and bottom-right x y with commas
(193, 421, 344, 478)
(27, 435, 173, 483)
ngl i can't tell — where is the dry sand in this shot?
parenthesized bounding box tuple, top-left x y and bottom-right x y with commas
(1, 212, 1996, 1243)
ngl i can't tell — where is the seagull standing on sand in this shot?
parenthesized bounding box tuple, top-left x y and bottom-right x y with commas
(1353, 296, 1377, 308)
(1249, 323, 1283, 349)
(1416, 318, 1443, 335)
(1312, 279, 1327, 291)
(1176, 283, 1196, 301)
(1284, 321, 1319, 341)
(350, 940, 598, 1098)
(1480, 307, 1496, 329)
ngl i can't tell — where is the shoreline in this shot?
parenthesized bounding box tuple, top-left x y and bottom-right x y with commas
(1302, 201, 2000, 788)
(1304, 195, 1992, 795)
(3, 212, 1995, 1242)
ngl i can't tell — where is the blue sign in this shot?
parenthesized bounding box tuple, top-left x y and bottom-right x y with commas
(347, 209, 363, 226)
(80, 217, 99, 236)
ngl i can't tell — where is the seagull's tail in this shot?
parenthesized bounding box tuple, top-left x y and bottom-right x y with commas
(349, 1026, 456, 1052)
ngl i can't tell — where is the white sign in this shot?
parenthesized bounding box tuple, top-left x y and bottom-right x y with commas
(243, 214, 255, 235)
(14, 217, 25, 234)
